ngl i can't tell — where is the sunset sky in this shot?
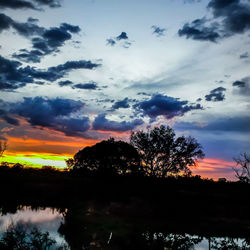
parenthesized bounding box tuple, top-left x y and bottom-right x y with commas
(0, 0, 250, 179)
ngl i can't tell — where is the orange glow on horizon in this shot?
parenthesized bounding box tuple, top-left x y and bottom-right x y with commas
(192, 158, 236, 180)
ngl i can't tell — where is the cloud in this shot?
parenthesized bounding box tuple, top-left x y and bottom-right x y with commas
(0, 13, 81, 63)
(174, 116, 250, 133)
(116, 32, 128, 40)
(205, 87, 226, 101)
(12, 49, 44, 63)
(134, 94, 202, 120)
(41, 23, 80, 49)
(6, 97, 90, 136)
(1, 115, 20, 125)
(151, 25, 166, 37)
(93, 113, 143, 132)
(178, 18, 220, 42)
(179, 0, 250, 42)
(208, 0, 250, 35)
(0, 0, 61, 10)
(0, 55, 101, 90)
(232, 77, 250, 96)
(232, 80, 246, 88)
(111, 98, 130, 110)
(0, 106, 20, 125)
(239, 52, 249, 59)
(58, 80, 73, 86)
(106, 31, 133, 48)
(0, 13, 44, 35)
(106, 38, 116, 46)
(33, 0, 61, 8)
(16, 22, 81, 62)
(72, 82, 98, 90)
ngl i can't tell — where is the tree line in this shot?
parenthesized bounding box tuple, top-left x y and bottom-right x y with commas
(66, 125, 205, 178)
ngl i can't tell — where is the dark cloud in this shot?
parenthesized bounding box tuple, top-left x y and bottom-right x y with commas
(151, 25, 166, 37)
(239, 52, 249, 59)
(233, 80, 246, 87)
(18, 22, 80, 62)
(178, 18, 220, 42)
(0, 13, 13, 32)
(23, 60, 100, 82)
(205, 87, 226, 101)
(93, 113, 143, 132)
(1, 115, 19, 125)
(0, 13, 44, 36)
(12, 49, 44, 63)
(0, 0, 61, 10)
(41, 23, 80, 49)
(0, 14, 80, 62)
(0, 105, 20, 125)
(232, 77, 250, 96)
(134, 94, 202, 120)
(106, 31, 132, 48)
(116, 32, 128, 40)
(7, 97, 90, 136)
(73, 82, 98, 90)
(0, 0, 36, 9)
(0, 81, 26, 91)
(27, 17, 39, 23)
(33, 0, 61, 8)
(174, 116, 250, 133)
(209, 0, 250, 35)
(0, 55, 29, 90)
(0, 55, 101, 90)
(111, 98, 130, 109)
(0, 102, 18, 125)
(58, 80, 73, 86)
(179, 0, 250, 42)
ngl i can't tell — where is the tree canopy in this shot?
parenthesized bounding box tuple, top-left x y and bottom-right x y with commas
(67, 126, 204, 178)
(130, 125, 205, 177)
(69, 138, 140, 175)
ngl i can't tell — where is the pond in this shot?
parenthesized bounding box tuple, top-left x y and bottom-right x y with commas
(0, 206, 249, 249)
(0, 206, 68, 249)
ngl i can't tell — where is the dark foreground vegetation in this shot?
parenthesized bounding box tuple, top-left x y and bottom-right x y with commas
(1, 126, 250, 249)
(1, 162, 250, 249)
(1, 163, 250, 233)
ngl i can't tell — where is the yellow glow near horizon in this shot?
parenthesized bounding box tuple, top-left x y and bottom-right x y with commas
(1, 153, 70, 169)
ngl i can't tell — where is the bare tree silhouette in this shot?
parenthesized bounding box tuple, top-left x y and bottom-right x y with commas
(233, 153, 250, 183)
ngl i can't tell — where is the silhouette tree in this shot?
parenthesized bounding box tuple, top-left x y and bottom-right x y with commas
(130, 125, 204, 177)
(71, 138, 140, 175)
(0, 223, 56, 250)
(233, 153, 250, 183)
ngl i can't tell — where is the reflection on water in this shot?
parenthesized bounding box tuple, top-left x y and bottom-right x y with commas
(0, 206, 67, 248)
(1, 205, 250, 249)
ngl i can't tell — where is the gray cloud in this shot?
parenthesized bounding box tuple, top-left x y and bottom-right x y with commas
(232, 77, 250, 96)
(4, 97, 90, 137)
(0, 0, 61, 10)
(93, 113, 143, 132)
(151, 25, 166, 37)
(205, 87, 226, 102)
(134, 94, 203, 120)
(0, 55, 101, 90)
(111, 97, 130, 110)
(179, 0, 250, 42)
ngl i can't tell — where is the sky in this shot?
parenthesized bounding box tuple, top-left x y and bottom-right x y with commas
(0, 0, 250, 180)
